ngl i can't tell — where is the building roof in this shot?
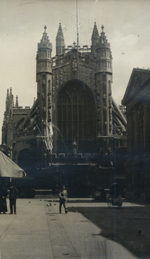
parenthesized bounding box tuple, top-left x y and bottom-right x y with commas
(122, 68, 150, 106)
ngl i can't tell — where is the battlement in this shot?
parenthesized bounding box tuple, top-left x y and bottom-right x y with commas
(64, 44, 91, 53)
(52, 46, 93, 68)
(96, 42, 110, 50)
(13, 106, 31, 111)
(38, 42, 52, 50)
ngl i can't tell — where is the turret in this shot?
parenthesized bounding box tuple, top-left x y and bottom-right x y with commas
(5, 88, 14, 117)
(36, 25, 52, 82)
(95, 26, 113, 136)
(96, 25, 112, 74)
(56, 23, 65, 56)
(2, 88, 14, 146)
(91, 22, 99, 54)
(6, 89, 9, 114)
(36, 26, 53, 135)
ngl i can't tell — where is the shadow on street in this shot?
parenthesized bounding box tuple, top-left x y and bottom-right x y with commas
(68, 202, 150, 258)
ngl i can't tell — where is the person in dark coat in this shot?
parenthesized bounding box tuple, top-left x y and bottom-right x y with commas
(0, 186, 8, 214)
(9, 184, 18, 214)
(59, 186, 68, 214)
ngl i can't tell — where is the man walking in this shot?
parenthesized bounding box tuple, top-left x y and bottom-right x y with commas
(59, 186, 68, 214)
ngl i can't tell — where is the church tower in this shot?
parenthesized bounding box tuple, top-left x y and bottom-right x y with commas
(36, 26, 53, 135)
(1, 87, 14, 157)
(95, 25, 113, 137)
(56, 23, 65, 56)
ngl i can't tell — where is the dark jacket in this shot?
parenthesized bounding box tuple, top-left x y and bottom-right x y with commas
(9, 186, 18, 202)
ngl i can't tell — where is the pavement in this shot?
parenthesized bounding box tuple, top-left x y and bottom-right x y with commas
(0, 198, 150, 259)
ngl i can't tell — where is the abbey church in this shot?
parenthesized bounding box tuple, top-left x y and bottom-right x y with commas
(1, 23, 127, 193)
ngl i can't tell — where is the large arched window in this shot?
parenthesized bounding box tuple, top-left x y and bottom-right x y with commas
(57, 80, 96, 152)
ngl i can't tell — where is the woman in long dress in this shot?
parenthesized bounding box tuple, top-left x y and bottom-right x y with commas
(0, 187, 8, 214)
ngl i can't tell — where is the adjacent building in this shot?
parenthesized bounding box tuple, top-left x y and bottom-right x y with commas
(122, 68, 150, 191)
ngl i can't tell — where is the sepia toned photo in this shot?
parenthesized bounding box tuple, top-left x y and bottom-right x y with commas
(0, 0, 150, 258)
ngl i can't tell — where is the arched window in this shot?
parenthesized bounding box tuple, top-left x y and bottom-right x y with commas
(57, 80, 96, 152)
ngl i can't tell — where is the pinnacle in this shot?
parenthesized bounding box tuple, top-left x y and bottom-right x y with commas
(56, 23, 64, 39)
(7, 89, 9, 98)
(101, 25, 104, 32)
(92, 22, 99, 38)
(16, 96, 19, 108)
(40, 25, 50, 44)
(44, 25, 47, 32)
(99, 25, 108, 44)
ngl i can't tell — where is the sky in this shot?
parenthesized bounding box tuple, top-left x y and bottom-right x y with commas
(1, 0, 150, 140)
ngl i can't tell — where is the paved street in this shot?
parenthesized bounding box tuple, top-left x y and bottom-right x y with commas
(0, 198, 150, 259)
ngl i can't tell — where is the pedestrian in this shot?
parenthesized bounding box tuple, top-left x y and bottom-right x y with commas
(9, 184, 18, 214)
(0, 186, 8, 214)
(59, 186, 68, 214)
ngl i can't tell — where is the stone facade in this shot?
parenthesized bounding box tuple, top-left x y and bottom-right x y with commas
(122, 68, 150, 192)
(1, 23, 127, 189)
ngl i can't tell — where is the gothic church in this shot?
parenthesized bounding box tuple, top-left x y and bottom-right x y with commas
(1, 23, 127, 192)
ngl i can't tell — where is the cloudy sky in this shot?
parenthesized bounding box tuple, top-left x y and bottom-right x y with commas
(1, 0, 150, 138)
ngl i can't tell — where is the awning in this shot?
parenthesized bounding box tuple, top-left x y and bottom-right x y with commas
(0, 151, 26, 178)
